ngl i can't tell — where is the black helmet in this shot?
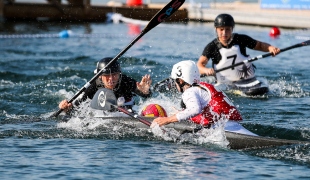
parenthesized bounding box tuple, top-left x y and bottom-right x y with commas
(94, 57, 121, 75)
(214, 14, 235, 28)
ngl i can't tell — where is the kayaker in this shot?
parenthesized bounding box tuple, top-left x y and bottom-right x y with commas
(59, 57, 152, 112)
(150, 60, 242, 128)
(197, 13, 280, 85)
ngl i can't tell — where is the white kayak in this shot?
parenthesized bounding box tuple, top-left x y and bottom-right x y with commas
(88, 113, 306, 150)
(92, 109, 256, 136)
(85, 88, 309, 149)
(86, 88, 306, 150)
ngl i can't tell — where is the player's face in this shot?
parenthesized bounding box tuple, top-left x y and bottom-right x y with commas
(216, 26, 233, 43)
(101, 72, 120, 89)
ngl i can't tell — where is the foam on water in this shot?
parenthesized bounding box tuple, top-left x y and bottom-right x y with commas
(269, 78, 309, 98)
(248, 144, 310, 165)
(55, 92, 232, 150)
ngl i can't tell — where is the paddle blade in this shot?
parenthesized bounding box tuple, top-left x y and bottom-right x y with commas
(90, 88, 117, 111)
(143, 0, 185, 33)
(302, 40, 310, 46)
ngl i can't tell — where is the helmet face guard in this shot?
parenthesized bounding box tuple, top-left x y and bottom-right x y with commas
(94, 57, 121, 75)
(214, 14, 235, 28)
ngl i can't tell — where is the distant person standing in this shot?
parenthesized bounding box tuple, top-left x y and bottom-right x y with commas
(197, 13, 280, 86)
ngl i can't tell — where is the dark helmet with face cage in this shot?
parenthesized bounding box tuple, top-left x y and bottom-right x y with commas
(94, 57, 121, 75)
(214, 14, 235, 28)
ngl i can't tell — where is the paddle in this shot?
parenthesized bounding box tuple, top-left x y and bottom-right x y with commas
(213, 40, 310, 73)
(89, 88, 152, 126)
(51, 0, 185, 118)
(115, 99, 206, 133)
(114, 105, 152, 127)
(89, 89, 309, 149)
(113, 97, 152, 127)
(89, 88, 209, 135)
(102, 96, 200, 133)
(108, 93, 202, 133)
(153, 40, 310, 90)
(114, 104, 205, 134)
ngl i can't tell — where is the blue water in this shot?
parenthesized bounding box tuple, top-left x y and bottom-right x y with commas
(1, 17, 310, 179)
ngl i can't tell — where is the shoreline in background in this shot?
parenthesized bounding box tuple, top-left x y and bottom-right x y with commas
(1, 1, 310, 29)
(186, 1, 310, 29)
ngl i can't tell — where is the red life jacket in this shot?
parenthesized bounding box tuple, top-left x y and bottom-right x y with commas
(190, 82, 242, 126)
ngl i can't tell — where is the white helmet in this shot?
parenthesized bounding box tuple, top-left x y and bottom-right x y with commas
(171, 60, 200, 85)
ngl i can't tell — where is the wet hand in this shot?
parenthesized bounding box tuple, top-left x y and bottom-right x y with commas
(137, 74, 152, 94)
(269, 46, 281, 56)
(150, 116, 178, 128)
(151, 117, 167, 128)
(59, 100, 72, 111)
(203, 68, 215, 76)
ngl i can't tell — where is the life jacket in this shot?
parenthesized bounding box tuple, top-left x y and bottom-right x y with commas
(190, 82, 243, 126)
(214, 44, 255, 84)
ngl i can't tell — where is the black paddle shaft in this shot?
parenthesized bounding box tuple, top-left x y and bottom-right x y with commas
(51, 0, 185, 118)
(115, 106, 152, 127)
(215, 40, 310, 73)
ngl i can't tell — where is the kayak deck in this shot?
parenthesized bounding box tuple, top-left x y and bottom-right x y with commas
(155, 76, 269, 96)
(87, 115, 308, 150)
(199, 76, 269, 96)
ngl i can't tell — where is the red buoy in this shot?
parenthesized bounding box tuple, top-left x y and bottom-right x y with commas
(126, 0, 143, 6)
(269, 27, 281, 37)
(128, 24, 141, 35)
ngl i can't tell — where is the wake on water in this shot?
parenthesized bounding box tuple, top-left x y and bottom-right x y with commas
(55, 109, 310, 166)
(200, 75, 309, 98)
(49, 90, 310, 165)
(55, 95, 229, 148)
(1, 89, 309, 165)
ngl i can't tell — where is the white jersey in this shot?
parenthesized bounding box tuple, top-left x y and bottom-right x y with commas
(176, 86, 211, 121)
(215, 45, 255, 84)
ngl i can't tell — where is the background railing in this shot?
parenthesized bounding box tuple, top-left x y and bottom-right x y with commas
(12, 0, 259, 5)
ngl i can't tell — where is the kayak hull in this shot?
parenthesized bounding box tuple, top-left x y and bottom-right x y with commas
(225, 131, 303, 150)
(155, 76, 269, 96)
(210, 77, 269, 96)
(90, 116, 307, 150)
